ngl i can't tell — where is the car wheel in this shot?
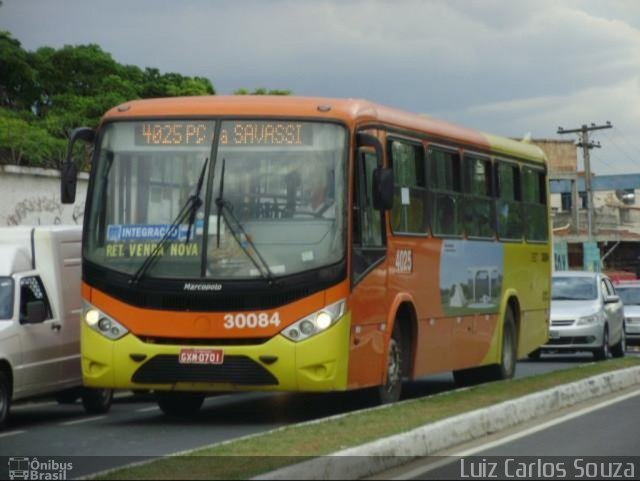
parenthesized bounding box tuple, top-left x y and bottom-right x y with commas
(593, 327, 610, 361)
(611, 328, 626, 358)
(156, 392, 205, 417)
(0, 371, 11, 430)
(82, 388, 114, 414)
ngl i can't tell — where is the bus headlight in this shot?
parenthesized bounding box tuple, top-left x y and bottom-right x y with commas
(282, 299, 346, 342)
(83, 303, 129, 340)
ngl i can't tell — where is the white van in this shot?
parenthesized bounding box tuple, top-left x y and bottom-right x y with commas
(0, 226, 112, 428)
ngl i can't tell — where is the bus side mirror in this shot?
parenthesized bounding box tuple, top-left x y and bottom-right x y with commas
(61, 127, 96, 204)
(61, 162, 78, 204)
(373, 167, 394, 211)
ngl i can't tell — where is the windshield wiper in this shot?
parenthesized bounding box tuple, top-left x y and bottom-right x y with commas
(129, 157, 209, 285)
(185, 156, 209, 243)
(214, 158, 274, 281)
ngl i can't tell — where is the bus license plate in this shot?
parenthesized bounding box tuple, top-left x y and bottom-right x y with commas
(179, 349, 224, 365)
(550, 330, 560, 339)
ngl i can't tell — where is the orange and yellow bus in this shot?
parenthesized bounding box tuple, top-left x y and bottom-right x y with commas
(62, 96, 551, 415)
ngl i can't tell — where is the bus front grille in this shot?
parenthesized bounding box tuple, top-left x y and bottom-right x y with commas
(132, 354, 279, 386)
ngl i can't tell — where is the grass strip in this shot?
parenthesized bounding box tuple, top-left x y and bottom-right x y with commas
(98, 357, 640, 480)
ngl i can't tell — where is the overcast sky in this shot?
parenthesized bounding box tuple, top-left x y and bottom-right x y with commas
(2, 0, 640, 174)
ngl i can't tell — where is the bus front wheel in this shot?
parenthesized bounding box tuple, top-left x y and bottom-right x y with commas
(369, 323, 405, 405)
(82, 388, 114, 414)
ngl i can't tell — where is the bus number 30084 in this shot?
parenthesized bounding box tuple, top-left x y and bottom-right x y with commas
(224, 313, 282, 329)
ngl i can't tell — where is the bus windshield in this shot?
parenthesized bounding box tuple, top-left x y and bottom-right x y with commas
(85, 120, 347, 280)
(0, 277, 13, 320)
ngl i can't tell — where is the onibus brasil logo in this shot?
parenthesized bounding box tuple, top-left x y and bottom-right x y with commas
(8, 457, 73, 480)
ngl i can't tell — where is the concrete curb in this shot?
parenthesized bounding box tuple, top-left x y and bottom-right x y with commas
(255, 366, 640, 480)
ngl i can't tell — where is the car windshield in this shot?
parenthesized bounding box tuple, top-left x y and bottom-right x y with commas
(84, 120, 348, 280)
(616, 286, 640, 306)
(552, 276, 598, 301)
(0, 277, 14, 320)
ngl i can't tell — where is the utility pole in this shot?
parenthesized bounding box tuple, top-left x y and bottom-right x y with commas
(557, 122, 612, 240)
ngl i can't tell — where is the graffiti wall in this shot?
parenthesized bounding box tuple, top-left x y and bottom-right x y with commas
(0, 165, 89, 226)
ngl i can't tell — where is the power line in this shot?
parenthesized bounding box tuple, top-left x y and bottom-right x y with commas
(611, 126, 640, 159)
(601, 129, 640, 172)
(589, 151, 625, 175)
(557, 122, 613, 240)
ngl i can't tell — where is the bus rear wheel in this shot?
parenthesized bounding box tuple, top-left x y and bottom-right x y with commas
(156, 392, 205, 417)
(485, 307, 517, 381)
(453, 307, 517, 386)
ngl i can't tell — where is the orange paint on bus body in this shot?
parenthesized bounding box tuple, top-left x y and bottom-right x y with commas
(78, 96, 550, 396)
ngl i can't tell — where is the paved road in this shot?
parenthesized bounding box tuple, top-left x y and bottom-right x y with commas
(0, 352, 631, 478)
(385, 387, 640, 480)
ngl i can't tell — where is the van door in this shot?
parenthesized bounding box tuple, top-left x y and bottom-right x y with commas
(56, 241, 83, 386)
(14, 274, 63, 397)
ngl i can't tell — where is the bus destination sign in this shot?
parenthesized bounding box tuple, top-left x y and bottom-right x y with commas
(133, 121, 313, 148)
(220, 121, 313, 147)
(135, 122, 214, 147)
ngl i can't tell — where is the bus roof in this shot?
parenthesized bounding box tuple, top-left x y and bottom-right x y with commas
(104, 96, 546, 164)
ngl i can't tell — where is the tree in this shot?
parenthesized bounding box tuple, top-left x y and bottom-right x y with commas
(0, 108, 65, 167)
(141, 68, 215, 98)
(0, 32, 38, 110)
(233, 88, 292, 95)
(0, 33, 221, 169)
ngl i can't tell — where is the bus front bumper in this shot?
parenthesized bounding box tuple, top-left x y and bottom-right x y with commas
(82, 313, 351, 393)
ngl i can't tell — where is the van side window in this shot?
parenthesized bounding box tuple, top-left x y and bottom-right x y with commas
(0, 278, 14, 320)
(19, 277, 53, 323)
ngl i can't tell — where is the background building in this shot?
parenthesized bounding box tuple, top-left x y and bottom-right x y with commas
(532, 139, 640, 277)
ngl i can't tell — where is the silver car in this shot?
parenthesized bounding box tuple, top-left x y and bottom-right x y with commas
(615, 282, 640, 347)
(543, 271, 626, 360)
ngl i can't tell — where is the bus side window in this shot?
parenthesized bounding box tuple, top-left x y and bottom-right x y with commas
(464, 155, 495, 239)
(352, 149, 386, 282)
(522, 167, 548, 242)
(428, 147, 463, 237)
(389, 139, 428, 235)
(360, 152, 384, 247)
(496, 161, 523, 241)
